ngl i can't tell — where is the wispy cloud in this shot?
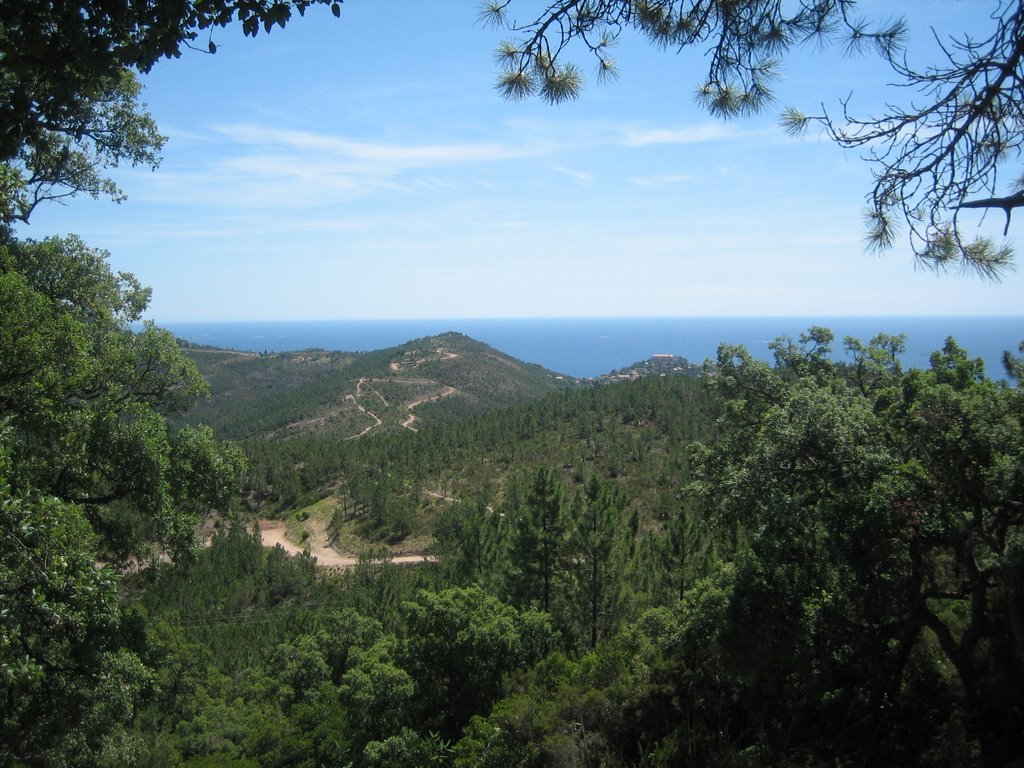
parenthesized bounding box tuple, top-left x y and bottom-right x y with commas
(119, 122, 547, 212)
(216, 124, 527, 167)
(157, 124, 222, 144)
(622, 123, 730, 146)
(628, 173, 694, 188)
(552, 165, 595, 187)
(621, 122, 774, 147)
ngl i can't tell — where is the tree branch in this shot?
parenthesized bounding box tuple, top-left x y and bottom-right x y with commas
(959, 190, 1024, 234)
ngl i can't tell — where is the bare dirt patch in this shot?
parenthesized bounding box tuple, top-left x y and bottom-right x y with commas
(258, 519, 431, 569)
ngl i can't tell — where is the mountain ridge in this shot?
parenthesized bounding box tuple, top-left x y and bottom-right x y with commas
(181, 331, 577, 441)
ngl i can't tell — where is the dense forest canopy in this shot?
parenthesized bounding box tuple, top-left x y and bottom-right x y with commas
(1, 2, 1024, 766)
(3, 237, 1022, 764)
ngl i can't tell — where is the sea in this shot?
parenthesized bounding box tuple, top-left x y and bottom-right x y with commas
(161, 317, 1024, 380)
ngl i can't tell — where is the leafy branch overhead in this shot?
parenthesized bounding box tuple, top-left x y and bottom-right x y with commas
(482, 0, 904, 110)
(0, 0, 346, 150)
(0, 0, 344, 225)
(483, 0, 1024, 277)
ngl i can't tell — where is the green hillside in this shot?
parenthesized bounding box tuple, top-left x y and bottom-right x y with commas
(181, 331, 574, 442)
(253, 372, 716, 551)
(7, 3, 1024, 763)
(7, 248, 1023, 767)
(182, 333, 715, 544)
(126, 331, 1024, 768)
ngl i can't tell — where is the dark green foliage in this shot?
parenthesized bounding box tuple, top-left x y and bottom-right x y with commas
(121, 357, 719, 763)
(401, 586, 555, 740)
(182, 332, 567, 443)
(0, 236, 244, 561)
(433, 500, 506, 589)
(8, 306, 1021, 767)
(566, 478, 628, 649)
(136, 526, 322, 672)
(443, 330, 1024, 766)
(686, 330, 1024, 764)
(0, 243, 247, 765)
(237, 370, 714, 534)
(507, 468, 566, 614)
(182, 331, 590, 520)
(131, 531, 350, 765)
(1, 426, 148, 767)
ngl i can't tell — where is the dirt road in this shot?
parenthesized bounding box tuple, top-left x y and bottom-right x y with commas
(258, 520, 432, 569)
(401, 385, 457, 431)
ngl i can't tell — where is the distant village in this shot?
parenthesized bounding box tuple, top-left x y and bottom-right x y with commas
(591, 353, 702, 383)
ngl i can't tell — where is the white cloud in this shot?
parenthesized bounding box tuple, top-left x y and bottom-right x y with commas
(551, 165, 595, 187)
(215, 124, 527, 167)
(117, 122, 556, 212)
(628, 173, 694, 188)
(621, 122, 775, 147)
(622, 123, 732, 146)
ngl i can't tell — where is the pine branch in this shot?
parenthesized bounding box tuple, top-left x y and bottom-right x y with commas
(959, 190, 1024, 235)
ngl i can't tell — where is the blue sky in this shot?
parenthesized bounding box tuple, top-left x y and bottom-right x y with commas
(18, 1, 1024, 321)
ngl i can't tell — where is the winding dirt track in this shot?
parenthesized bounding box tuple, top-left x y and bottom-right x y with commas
(257, 348, 460, 567)
(401, 385, 457, 431)
(258, 520, 432, 569)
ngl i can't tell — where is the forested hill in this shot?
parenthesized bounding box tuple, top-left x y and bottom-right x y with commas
(6, 250, 1023, 767)
(181, 333, 714, 524)
(131, 330, 1024, 768)
(180, 331, 576, 441)
(4, 0, 1023, 761)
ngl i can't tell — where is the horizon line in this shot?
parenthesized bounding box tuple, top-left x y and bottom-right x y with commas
(148, 313, 1024, 324)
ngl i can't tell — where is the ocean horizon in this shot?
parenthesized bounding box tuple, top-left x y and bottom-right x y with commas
(160, 316, 1024, 380)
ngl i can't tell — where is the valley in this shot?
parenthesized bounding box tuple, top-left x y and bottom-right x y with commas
(186, 332, 708, 566)
(6, 4, 1023, 763)
(7, 269, 1020, 767)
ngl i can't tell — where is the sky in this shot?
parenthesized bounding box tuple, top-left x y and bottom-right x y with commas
(17, 0, 1024, 321)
